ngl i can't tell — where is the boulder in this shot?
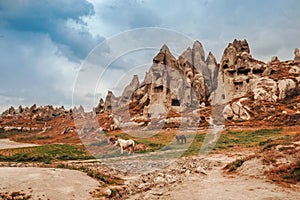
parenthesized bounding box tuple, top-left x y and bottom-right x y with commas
(251, 77, 278, 102)
(223, 98, 250, 121)
(278, 79, 296, 100)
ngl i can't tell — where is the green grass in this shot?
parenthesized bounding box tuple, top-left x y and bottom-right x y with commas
(0, 130, 21, 139)
(259, 135, 292, 150)
(0, 128, 284, 163)
(182, 134, 205, 156)
(0, 144, 94, 163)
(182, 128, 283, 156)
(111, 131, 172, 152)
(105, 128, 283, 158)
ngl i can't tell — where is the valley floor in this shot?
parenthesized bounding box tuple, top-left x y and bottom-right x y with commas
(0, 167, 99, 200)
(127, 155, 299, 200)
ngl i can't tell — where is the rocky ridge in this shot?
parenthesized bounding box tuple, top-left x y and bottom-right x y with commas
(94, 39, 300, 128)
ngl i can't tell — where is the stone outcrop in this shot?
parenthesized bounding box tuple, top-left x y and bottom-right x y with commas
(95, 39, 300, 123)
(0, 104, 75, 133)
(219, 40, 300, 106)
(1, 104, 72, 119)
(104, 91, 118, 112)
(294, 48, 300, 63)
(223, 98, 251, 120)
(128, 43, 210, 119)
(277, 79, 296, 100)
(219, 39, 267, 101)
(251, 77, 278, 102)
(119, 75, 140, 105)
(94, 98, 105, 114)
(206, 52, 219, 92)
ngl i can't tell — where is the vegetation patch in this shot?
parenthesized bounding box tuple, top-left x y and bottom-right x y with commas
(0, 131, 21, 139)
(182, 128, 283, 156)
(0, 144, 94, 163)
(267, 160, 300, 184)
(224, 158, 246, 172)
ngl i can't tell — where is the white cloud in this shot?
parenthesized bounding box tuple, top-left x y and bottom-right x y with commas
(1, 0, 300, 112)
(0, 31, 78, 112)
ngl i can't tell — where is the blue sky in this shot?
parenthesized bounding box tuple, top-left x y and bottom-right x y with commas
(0, 0, 300, 112)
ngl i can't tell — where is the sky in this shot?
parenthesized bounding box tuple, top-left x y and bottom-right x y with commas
(0, 0, 300, 112)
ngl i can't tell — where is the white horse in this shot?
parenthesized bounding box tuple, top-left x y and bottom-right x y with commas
(109, 136, 135, 154)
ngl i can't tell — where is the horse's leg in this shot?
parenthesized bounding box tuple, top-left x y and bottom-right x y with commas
(127, 146, 130, 155)
(120, 146, 123, 154)
(128, 145, 132, 155)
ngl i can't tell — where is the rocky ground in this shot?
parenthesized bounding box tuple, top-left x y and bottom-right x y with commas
(107, 154, 300, 200)
(0, 140, 299, 200)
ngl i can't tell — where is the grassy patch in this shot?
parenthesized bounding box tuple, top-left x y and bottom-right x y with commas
(182, 134, 205, 156)
(0, 128, 284, 162)
(103, 128, 283, 157)
(0, 144, 94, 163)
(183, 128, 283, 156)
(110, 131, 174, 152)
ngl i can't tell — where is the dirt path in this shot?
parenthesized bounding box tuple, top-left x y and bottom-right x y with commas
(122, 154, 300, 200)
(0, 138, 39, 149)
(0, 149, 298, 199)
(128, 168, 299, 200)
(0, 167, 99, 200)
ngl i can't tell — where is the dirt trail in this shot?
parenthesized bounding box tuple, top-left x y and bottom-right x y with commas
(0, 139, 39, 150)
(128, 168, 299, 200)
(0, 167, 99, 200)
(123, 154, 300, 200)
(0, 150, 298, 199)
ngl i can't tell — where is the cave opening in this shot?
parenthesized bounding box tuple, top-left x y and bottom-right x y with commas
(171, 99, 180, 106)
(154, 85, 164, 93)
(223, 64, 229, 69)
(237, 67, 251, 75)
(253, 68, 264, 74)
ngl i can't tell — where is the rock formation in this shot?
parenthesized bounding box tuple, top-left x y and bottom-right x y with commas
(219, 39, 267, 101)
(96, 39, 300, 123)
(119, 75, 140, 105)
(104, 91, 118, 112)
(1, 39, 299, 132)
(94, 98, 105, 114)
(218, 39, 300, 104)
(206, 52, 219, 92)
(128, 43, 210, 119)
(294, 48, 300, 63)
